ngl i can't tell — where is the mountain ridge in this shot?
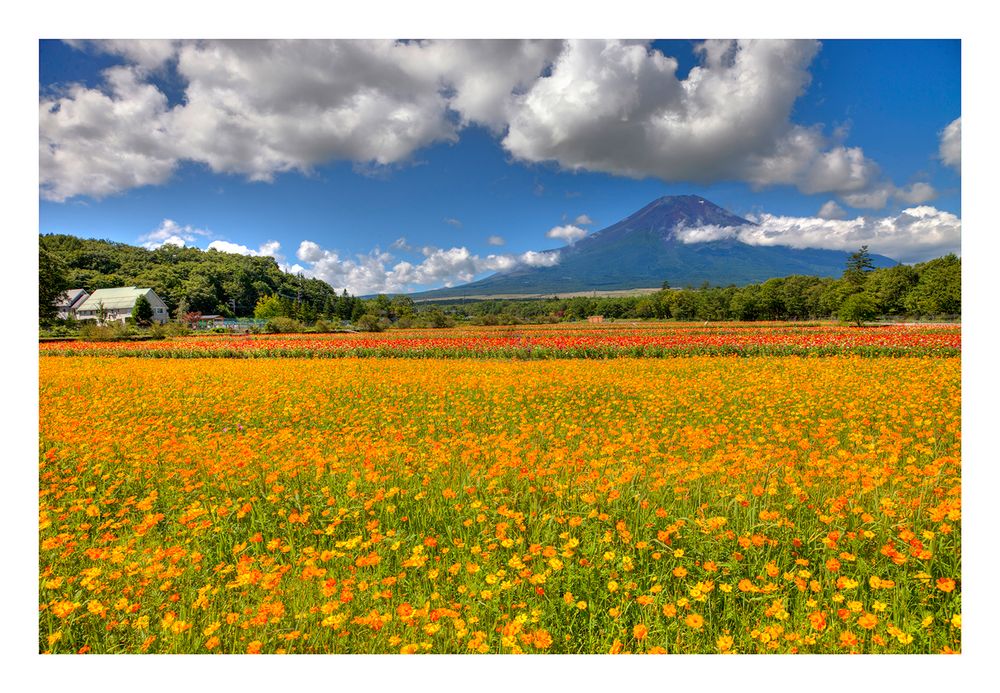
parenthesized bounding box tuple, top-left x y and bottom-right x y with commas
(409, 195, 896, 299)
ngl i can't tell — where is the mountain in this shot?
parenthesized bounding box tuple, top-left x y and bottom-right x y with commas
(412, 195, 897, 299)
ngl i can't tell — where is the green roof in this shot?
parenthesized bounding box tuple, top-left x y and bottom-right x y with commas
(77, 287, 157, 312)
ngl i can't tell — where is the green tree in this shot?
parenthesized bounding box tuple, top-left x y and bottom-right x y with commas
(844, 246, 876, 287)
(131, 294, 154, 326)
(839, 292, 878, 326)
(39, 245, 69, 324)
(865, 264, 918, 316)
(174, 297, 190, 322)
(254, 295, 285, 320)
(904, 254, 961, 318)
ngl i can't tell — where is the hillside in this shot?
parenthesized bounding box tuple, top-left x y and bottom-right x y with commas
(412, 195, 897, 299)
(39, 234, 342, 319)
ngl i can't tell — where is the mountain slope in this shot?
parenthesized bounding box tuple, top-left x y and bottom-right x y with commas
(413, 195, 896, 298)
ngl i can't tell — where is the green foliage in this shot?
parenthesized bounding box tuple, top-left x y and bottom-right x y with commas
(844, 245, 876, 287)
(79, 321, 137, 340)
(355, 314, 387, 332)
(39, 245, 70, 324)
(904, 254, 961, 317)
(838, 292, 879, 326)
(254, 295, 286, 320)
(264, 317, 305, 334)
(131, 295, 154, 326)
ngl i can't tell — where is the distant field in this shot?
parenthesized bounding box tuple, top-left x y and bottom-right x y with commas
(412, 287, 664, 302)
(39, 344, 960, 654)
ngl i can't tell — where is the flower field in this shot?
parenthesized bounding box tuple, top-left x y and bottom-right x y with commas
(39, 322, 961, 359)
(39, 352, 960, 654)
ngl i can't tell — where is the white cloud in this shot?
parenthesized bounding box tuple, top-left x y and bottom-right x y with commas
(67, 39, 179, 72)
(546, 224, 588, 244)
(487, 235, 505, 246)
(208, 239, 284, 262)
(894, 182, 937, 205)
(574, 214, 594, 225)
(503, 40, 884, 198)
(675, 206, 961, 263)
(40, 66, 178, 201)
(939, 117, 961, 172)
(138, 218, 210, 249)
(444, 217, 463, 228)
(292, 240, 559, 295)
(839, 180, 937, 210)
(817, 200, 846, 220)
(41, 39, 559, 200)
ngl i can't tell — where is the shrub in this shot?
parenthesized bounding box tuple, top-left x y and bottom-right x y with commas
(265, 317, 305, 334)
(354, 314, 386, 332)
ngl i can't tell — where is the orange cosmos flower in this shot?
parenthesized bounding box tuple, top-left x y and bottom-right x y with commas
(684, 614, 704, 630)
(246, 640, 263, 654)
(857, 613, 878, 630)
(936, 577, 956, 593)
(633, 624, 649, 641)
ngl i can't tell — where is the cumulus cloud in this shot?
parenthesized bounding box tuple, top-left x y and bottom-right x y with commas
(40, 66, 178, 201)
(546, 224, 588, 244)
(208, 239, 284, 261)
(504, 40, 884, 198)
(487, 235, 505, 246)
(292, 240, 558, 295)
(894, 182, 937, 205)
(138, 218, 210, 249)
(42, 39, 923, 205)
(939, 118, 961, 171)
(839, 180, 937, 210)
(675, 206, 960, 263)
(41, 40, 561, 200)
(66, 39, 180, 72)
(817, 200, 846, 220)
(573, 214, 594, 225)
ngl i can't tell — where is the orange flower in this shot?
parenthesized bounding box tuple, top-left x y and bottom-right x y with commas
(936, 577, 956, 593)
(532, 630, 553, 649)
(633, 624, 649, 641)
(684, 614, 704, 630)
(857, 613, 878, 630)
(246, 640, 263, 654)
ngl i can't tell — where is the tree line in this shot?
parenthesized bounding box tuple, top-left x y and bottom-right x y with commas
(428, 249, 960, 324)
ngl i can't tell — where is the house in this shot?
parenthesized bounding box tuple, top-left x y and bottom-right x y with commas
(75, 287, 170, 325)
(587, 315, 605, 323)
(195, 314, 226, 329)
(55, 288, 90, 320)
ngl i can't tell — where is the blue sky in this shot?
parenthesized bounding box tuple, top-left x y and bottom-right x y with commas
(39, 39, 961, 294)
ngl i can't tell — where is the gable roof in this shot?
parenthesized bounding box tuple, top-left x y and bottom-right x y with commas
(56, 288, 88, 308)
(76, 287, 159, 312)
